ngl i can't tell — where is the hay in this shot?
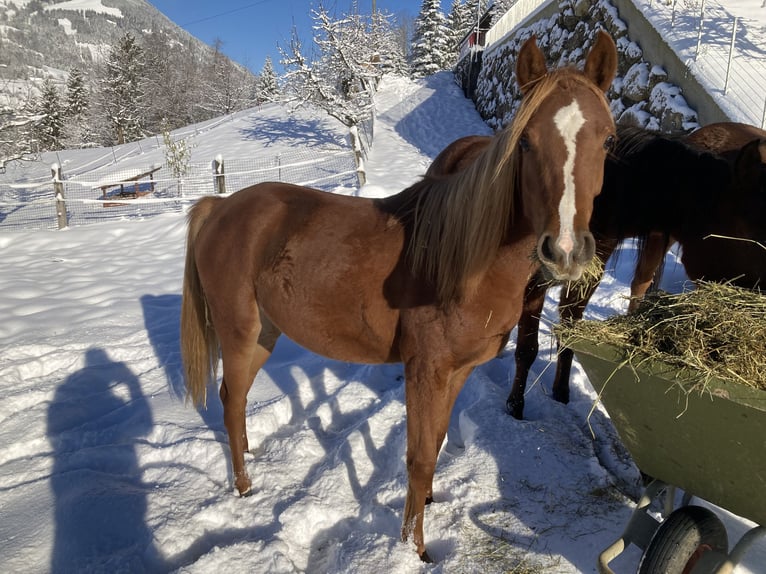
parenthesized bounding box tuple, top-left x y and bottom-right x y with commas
(559, 282, 766, 391)
(533, 251, 606, 301)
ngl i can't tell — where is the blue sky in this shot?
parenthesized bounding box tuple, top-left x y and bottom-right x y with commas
(148, 1, 453, 75)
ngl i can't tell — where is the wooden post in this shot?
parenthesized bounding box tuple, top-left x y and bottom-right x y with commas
(52, 163, 67, 230)
(213, 155, 226, 194)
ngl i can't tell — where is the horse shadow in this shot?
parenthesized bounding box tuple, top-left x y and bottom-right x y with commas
(250, 338, 422, 568)
(140, 294, 228, 469)
(47, 347, 160, 572)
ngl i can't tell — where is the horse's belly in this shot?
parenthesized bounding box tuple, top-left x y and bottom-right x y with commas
(259, 288, 400, 365)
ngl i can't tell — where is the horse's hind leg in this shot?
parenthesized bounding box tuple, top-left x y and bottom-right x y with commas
(218, 307, 281, 496)
(628, 232, 671, 313)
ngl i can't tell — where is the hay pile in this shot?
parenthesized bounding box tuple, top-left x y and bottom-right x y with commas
(559, 282, 766, 391)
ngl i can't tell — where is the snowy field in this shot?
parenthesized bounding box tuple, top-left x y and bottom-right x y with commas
(1, 73, 764, 574)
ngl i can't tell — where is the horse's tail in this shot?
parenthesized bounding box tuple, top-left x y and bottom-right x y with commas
(181, 196, 224, 408)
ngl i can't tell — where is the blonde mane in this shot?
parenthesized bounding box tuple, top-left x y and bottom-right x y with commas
(407, 69, 610, 305)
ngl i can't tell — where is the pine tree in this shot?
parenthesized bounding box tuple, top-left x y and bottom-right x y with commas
(411, 0, 450, 77)
(60, 67, 93, 147)
(259, 56, 279, 102)
(35, 78, 64, 150)
(100, 33, 146, 145)
(445, 0, 466, 68)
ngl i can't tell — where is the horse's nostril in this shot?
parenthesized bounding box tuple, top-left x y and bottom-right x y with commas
(540, 235, 556, 262)
(578, 232, 596, 263)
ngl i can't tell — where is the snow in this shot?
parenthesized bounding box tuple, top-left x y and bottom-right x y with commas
(1, 68, 764, 573)
(635, 0, 766, 127)
(42, 0, 122, 19)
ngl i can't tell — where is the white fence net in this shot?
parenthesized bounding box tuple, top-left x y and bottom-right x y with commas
(0, 149, 359, 232)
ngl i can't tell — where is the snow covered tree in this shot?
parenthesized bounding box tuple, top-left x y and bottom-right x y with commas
(64, 67, 88, 118)
(34, 78, 64, 150)
(201, 39, 257, 116)
(99, 33, 146, 144)
(445, 0, 467, 68)
(411, 0, 450, 77)
(141, 31, 204, 131)
(258, 56, 279, 102)
(370, 10, 408, 76)
(0, 103, 39, 169)
(60, 67, 93, 147)
(280, 6, 404, 182)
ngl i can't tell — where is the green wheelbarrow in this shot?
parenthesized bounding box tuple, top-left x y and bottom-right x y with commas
(571, 339, 766, 574)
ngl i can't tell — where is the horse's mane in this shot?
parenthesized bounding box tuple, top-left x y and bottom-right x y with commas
(379, 69, 610, 305)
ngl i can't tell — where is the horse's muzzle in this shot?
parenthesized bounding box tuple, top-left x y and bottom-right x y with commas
(537, 230, 596, 281)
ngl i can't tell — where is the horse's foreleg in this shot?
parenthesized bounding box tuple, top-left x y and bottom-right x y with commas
(507, 275, 547, 419)
(401, 365, 469, 562)
(551, 252, 608, 404)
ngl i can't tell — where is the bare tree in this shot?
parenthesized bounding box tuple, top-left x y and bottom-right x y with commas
(280, 6, 405, 182)
(0, 103, 40, 170)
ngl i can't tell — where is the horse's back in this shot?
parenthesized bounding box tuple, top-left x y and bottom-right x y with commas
(426, 135, 492, 177)
(687, 122, 766, 154)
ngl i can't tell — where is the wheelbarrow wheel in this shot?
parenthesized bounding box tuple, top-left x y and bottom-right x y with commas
(638, 505, 728, 574)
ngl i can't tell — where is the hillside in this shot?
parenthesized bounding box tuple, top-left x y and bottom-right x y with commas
(0, 0, 254, 107)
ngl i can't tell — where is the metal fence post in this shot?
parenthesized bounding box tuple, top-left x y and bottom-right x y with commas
(52, 163, 67, 230)
(213, 155, 226, 194)
(671, 0, 677, 28)
(724, 17, 738, 95)
(694, 0, 706, 60)
(761, 95, 766, 129)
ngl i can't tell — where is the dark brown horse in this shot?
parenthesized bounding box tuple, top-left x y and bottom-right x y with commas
(428, 122, 766, 419)
(633, 122, 766, 290)
(180, 32, 618, 561)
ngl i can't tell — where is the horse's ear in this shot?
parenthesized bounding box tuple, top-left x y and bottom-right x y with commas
(516, 35, 548, 94)
(733, 138, 766, 193)
(584, 30, 618, 93)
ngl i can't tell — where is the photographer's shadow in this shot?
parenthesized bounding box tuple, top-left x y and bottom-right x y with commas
(47, 348, 159, 572)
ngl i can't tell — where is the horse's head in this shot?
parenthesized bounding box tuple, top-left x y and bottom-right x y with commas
(732, 137, 766, 236)
(514, 31, 617, 281)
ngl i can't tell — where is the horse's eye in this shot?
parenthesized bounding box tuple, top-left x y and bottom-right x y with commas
(604, 134, 616, 151)
(519, 136, 530, 152)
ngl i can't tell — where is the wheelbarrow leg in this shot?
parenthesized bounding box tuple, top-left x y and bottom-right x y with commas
(598, 480, 668, 574)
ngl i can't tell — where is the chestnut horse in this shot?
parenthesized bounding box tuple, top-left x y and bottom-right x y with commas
(180, 32, 618, 561)
(429, 123, 766, 419)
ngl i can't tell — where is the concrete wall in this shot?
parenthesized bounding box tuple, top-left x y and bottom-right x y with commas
(609, 0, 729, 125)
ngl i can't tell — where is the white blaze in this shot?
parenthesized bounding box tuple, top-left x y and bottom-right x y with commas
(553, 100, 586, 255)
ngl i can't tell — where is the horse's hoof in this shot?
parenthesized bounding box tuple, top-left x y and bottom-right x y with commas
(425, 495, 434, 506)
(239, 488, 254, 498)
(506, 398, 524, 420)
(419, 549, 433, 563)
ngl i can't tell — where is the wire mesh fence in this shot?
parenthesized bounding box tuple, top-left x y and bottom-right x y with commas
(0, 148, 360, 232)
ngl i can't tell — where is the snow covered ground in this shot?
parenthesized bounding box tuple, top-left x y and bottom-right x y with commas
(637, 0, 766, 127)
(1, 70, 764, 573)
